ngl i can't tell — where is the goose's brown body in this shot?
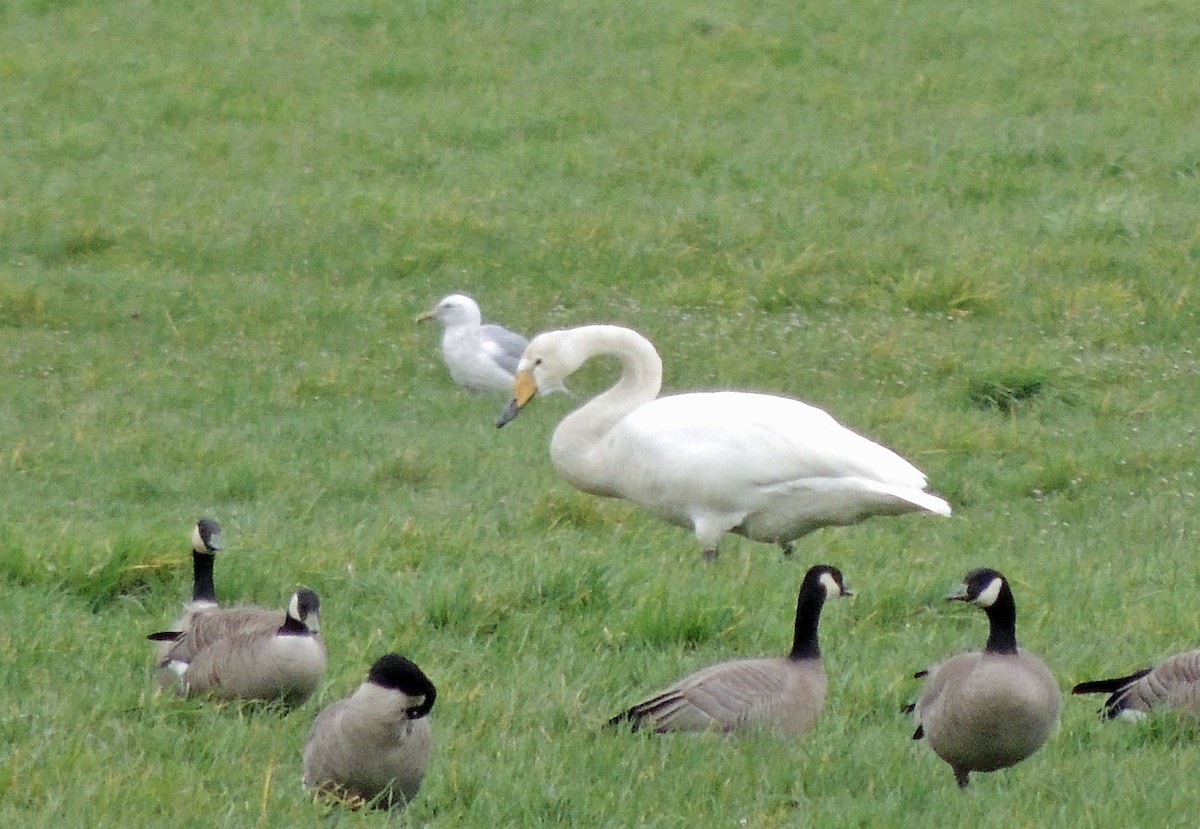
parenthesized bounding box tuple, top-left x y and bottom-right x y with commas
(917, 649, 1059, 781)
(912, 569, 1059, 787)
(609, 565, 850, 736)
(154, 518, 225, 689)
(152, 589, 326, 705)
(1074, 648, 1200, 718)
(304, 654, 436, 810)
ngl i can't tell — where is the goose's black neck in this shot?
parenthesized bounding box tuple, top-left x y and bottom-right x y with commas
(191, 551, 217, 604)
(789, 581, 827, 661)
(983, 583, 1019, 656)
(278, 614, 311, 636)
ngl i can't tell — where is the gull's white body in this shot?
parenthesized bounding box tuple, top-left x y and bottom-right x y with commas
(418, 293, 528, 392)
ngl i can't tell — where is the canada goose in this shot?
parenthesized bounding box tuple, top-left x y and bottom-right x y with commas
(154, 518, 226, 688)
(608, 564, 852, 735)
(303, 653, 437, 810)
(150, 521, 308, 691)
(416, 293, 530, 392)
(181, 516, 223, 613)
(495, 324, 950, 561)
(150, 588, 327, 705)
(911, 568, 1060, 788)
(1073, 649, 1200, 720)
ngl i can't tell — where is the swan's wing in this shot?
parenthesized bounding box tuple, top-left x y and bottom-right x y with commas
(620, 392, 932, 494)
(480, 323, 528, 375)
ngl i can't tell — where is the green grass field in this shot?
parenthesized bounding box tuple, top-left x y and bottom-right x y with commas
(3, 0, 1199, 825)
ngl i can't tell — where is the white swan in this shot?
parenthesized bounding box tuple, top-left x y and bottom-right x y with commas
(417, 293, 529, 392)
(496, 324, 950, 559)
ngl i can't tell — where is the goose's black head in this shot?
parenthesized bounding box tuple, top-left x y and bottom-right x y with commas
(280, 587, 321, 636)
(802, 564, 854, 601)
(192, 517, 224, 553)
(948, 567, 1019, 655)
(368, 653, 437, 719)
(789, 564, 853, 661)
(948, 568, 1009, 609)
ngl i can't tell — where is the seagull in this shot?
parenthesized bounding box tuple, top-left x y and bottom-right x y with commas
(417, 294, 530, 393)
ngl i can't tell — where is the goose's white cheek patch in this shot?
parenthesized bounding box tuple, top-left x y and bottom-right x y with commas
(973, 577, 1003, 608)
(819, 572, 842, 597)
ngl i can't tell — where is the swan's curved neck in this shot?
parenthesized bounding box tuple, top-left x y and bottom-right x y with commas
(588, 325, 662, 406)
(549, 326, 663, 491)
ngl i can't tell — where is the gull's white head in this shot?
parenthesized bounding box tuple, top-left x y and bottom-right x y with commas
(417, 293, 482, 328)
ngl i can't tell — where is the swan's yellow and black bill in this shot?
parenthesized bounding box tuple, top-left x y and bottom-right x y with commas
(496, 369, 538, 428)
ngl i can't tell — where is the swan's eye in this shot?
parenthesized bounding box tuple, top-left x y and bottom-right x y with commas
(534, 358, 543, 366)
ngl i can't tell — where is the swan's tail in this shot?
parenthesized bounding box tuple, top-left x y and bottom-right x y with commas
(873, 484, 952, 517)
(906, 489, 952, 517)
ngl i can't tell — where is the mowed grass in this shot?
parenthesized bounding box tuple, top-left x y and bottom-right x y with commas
(2, 0, 1199, 825)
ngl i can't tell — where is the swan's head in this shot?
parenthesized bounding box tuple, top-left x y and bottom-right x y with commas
(495, 329, 580, 427)
(416, 293, 482, 328)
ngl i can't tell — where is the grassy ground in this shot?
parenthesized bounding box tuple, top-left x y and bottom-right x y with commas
(2, 0, 1199, 825)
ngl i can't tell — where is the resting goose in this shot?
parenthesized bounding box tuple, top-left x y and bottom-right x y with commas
(179, 517, 223, 618)
(154, 517, 224, 688)
(150, 588, 327, 705)
(608, 564, 851, 735)
(496, 324, 949, 560)
(1073, 648, 1200, 720)
(303, 653, 436, 810)
(911, 568, 1060, 788)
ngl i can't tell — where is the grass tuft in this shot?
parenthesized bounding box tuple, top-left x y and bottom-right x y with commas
(79, 549, 176, 612)
(967, 371, 1050, 413)
(528, 492, 610, 531)
(890, 268, 1000, 316)
(0, 282, 48, 326)
(626, 589, 741, 650)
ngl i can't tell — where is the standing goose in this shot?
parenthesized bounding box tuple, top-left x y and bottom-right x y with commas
(150, 588, 327, 705)
(496, 325, 950, 560)
(1073, 649, 1200, 720)
(303, 653, 437, 810)
(608, 564, 852, 735)
(154, 517, 224, 689)
(416, 293, 530, 392)
(911, 568, 1060, 788)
